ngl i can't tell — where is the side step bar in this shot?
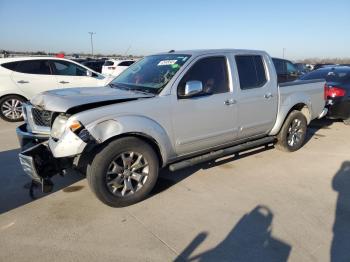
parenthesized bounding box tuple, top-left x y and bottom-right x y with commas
(169, 136, 275, 172)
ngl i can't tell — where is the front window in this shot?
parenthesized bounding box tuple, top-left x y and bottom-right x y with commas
(111, 54, 191, 94)
(51, 60, 87, 76)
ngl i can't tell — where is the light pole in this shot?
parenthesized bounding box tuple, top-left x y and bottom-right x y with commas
(282, 48, 286, 59)
(88, 32, 96, 57)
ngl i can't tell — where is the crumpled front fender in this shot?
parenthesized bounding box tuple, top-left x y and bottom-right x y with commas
(86, 115, 175, 166)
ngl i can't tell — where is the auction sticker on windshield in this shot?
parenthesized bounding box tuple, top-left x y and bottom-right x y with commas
(158, 60, 177, 66)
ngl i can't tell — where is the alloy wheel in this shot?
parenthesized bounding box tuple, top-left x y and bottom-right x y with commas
(1, 98, 23, 121)
(105, 151, 149, 197)
(287, 118, 304, 147)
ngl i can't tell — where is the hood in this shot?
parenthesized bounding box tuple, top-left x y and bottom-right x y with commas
(31, 86, 155, 113)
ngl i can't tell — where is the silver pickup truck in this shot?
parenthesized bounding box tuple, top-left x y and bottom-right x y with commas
(17, 49, 327, 207)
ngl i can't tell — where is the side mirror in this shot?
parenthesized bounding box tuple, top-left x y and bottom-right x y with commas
(86, 70, 93, 77)
(183, 80, 203, 97)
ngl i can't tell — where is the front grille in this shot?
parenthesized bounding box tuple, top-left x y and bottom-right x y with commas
(31, 108, 52, 127)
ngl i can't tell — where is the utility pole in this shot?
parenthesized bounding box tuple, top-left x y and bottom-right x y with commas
(282, 48, 286, 59)
(88, 32, 96, 57)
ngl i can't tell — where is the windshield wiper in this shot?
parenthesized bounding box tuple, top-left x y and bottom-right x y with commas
(109, 83, 155, 95)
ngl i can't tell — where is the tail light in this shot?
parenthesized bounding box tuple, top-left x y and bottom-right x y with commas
(325, 84, 346, 98)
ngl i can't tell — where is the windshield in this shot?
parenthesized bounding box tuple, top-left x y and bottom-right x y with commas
(110, 54, 191, 94)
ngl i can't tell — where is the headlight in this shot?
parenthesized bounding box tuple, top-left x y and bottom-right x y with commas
(51, 115, 68, 139)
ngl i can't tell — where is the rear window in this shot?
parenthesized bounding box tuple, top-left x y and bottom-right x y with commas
(299, 70, 329, 80)
(236, 55, 267, 89)
(103, 60, 115, 66)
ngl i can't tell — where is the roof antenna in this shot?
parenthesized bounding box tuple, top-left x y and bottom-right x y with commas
(168, 50, 175, 53)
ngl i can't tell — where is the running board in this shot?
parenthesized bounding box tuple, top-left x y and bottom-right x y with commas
(169, 136, 275, 172)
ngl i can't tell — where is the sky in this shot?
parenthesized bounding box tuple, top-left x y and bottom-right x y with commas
(0, 0, 349, 60)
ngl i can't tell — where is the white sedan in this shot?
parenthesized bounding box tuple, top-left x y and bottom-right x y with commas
(0, 57, 113, 122)
(101, 59, 135, 76)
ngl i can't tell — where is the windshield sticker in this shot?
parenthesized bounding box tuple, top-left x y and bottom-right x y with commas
(158, 60, 177, 66)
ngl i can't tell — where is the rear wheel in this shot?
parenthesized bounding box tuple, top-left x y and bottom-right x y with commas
(87, 137, 159, 207)
(276, 110, 307, 152)
(0, 95, 26, 122)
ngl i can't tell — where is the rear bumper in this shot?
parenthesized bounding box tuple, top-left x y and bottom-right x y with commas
(327, 98, 350, 120)
(16, 124, 49, 151)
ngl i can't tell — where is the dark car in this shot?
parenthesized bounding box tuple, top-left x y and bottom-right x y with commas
(272, 58, 301, 83)
(300, 67, 350, 124)
(81, 60, 105, 73)
(295, 63, 311, 74)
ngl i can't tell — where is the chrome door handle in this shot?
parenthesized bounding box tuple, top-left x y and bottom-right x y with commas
(59, 81, 70, 84)
(17, 80, 29, 84)
(224, 99, 237, 106)
(264, 93, 273, 99)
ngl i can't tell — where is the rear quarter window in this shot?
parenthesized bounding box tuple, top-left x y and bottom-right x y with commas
(236, 55, 267, 90)
(1, 61, 20, 71)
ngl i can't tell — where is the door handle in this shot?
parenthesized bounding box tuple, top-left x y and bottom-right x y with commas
(17, 80, 29, 84)
(264, 93, 273, 99)
(224, 99, 237, 106)
(59, 81, 70, 84)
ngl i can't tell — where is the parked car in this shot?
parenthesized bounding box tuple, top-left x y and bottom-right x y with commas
(299, 67, 350, 124)
(101, 59, 135, 76)
(272, 58, 301, 83)
(295, 63, 311, 74)
(17, 49, 326, 207)
(0, 57, 113, 122)
(80, 60, 105, 73)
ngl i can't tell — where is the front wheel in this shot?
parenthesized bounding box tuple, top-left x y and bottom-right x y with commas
(87, 137, 159, 207)
(0, 95, 26, 122)
(276, 110, 307, 152)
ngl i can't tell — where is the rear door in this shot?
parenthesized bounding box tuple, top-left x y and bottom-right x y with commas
(234, 54, 278, 139)
(10, 59, 56, 98)
(50, 60, 104, 88)
(171, 55, 238, 155)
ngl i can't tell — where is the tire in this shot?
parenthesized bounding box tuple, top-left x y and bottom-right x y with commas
(0, 95, 26, 122)
(87, 137, 159, 207)
(343, 119, 350, 125)
(276, 110, 307, 152)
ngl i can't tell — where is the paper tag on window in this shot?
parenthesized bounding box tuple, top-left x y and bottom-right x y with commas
(158, 60, 177, 66)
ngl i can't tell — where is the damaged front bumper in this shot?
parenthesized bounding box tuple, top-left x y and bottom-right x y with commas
(18, 142, 73, 192)
(16, 123, 49, 151)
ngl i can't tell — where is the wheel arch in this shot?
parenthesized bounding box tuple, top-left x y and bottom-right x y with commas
(270, 102, 311, 136)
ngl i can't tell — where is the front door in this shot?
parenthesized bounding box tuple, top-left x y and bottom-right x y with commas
(50, 60, 103, 88)
(171, 56, 238, 156)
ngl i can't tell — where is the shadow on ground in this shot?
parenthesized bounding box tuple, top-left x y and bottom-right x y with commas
(174, 205, 292, 262)
(152, 145, 275, 198)
(305, 118, 342, 145)
(0, 148, 84, 215)
(331, 161, 350, 262)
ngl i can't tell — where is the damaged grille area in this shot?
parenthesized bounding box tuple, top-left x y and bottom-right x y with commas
(31, 108, 52, 127)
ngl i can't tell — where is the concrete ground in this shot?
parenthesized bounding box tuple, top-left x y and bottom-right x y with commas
(0, 118, 349, 262)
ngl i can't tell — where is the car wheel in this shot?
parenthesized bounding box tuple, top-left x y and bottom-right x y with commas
(87, 137, 159, 207)
(276, 110, 307, 152)
(0, 95, 26, 122)
(343, 118, 350, 125)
